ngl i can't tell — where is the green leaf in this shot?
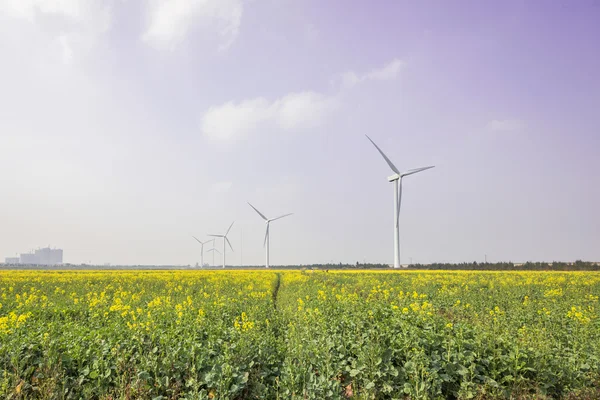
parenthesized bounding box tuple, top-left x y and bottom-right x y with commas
(137, 371, 151, 381)
(382, 348, 393, 361)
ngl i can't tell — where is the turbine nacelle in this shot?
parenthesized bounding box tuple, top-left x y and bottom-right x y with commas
(387, 174, 400, 182)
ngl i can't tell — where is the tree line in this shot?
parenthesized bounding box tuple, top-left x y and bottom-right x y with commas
(288, 260, 600, 271)
(407, 260, 599, 271)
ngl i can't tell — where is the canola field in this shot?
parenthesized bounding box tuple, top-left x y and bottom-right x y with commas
(1, 270, 599, 399)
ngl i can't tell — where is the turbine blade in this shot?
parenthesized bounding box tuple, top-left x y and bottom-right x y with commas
(192, 236, 202, 244)
(401, 166, 435, 177)
(208, 234, 223, 238)
(270, 213, 293, 222)
(365, 135, 400, 174)
(225, 221, 235, 236)
(248, 202, 268, 221)
(226, 237, 234, 252)
(263, 223, 270, 247)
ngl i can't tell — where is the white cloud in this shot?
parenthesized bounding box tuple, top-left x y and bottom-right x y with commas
(0, 0, 113, 63)
(277, 92, 336, 130)
(201, 97, 273, 140)
(0, 0, 112, 33)
(143, 0, 243, 50)
(366, 59, 404, 81)
(340, 72, 360, 89)
(201, 91, 337, 140)
(486, 119, 526, 132)
(201, 58, 403, 141)
(339, 58, 405, 89)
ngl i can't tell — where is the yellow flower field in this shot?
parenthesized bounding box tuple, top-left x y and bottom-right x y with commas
(1, 270, 599, 399)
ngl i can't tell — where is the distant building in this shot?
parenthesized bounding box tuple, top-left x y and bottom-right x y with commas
(6, 248, 64, 266)
(20, 252, 37, 265)
(35, 248, 63, 265)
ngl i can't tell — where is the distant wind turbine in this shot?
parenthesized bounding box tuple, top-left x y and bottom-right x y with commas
(207, 238, 219, 267)
(192, 236, 211, 267)
(207, 245, 221, 267)
(208, 222, 234, 268)
(365, 135, 434, 268)
(248, 202, 293, 268)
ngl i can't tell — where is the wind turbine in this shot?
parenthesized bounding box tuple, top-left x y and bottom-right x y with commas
(365, 135, 434, 268)
(207, 238, 218, 267)
(207, 245, 221, 267)
(248, 202, 293, 268)
(208, 222, 234, 268)
(192, 236, 211, 268)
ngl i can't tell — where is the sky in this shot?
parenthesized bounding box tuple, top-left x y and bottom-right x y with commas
(1, 0, 599, 266)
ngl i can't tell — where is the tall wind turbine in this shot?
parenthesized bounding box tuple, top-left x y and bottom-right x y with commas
(208, 222, 234, 268)
(365, 135, 434, 268)
(248, 203, 293, 268)
(192, 236, 211, 267)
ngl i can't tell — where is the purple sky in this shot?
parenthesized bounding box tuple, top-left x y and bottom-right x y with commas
(1, 0, 599, 265)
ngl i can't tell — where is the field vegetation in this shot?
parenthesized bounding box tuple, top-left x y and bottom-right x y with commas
(1, 270, 599, 399)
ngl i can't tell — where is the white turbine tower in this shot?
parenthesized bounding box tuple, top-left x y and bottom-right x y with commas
(208, 222, 234, 268)
(366, 135, 434, 269)
(192, 236, 211, 267)
(248, 202, 293, 268)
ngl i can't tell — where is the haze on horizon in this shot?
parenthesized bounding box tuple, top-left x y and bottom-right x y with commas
(1, 0, 598, 266)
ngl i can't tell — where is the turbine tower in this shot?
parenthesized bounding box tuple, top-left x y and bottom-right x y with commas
(208, 222, 234, 268)
(248, 202, 293, 268)
(207, 238, 220, 267)
(365, 135, 434, 268)
(192, 236, 211, 267)
(207, 246, 221, 267)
